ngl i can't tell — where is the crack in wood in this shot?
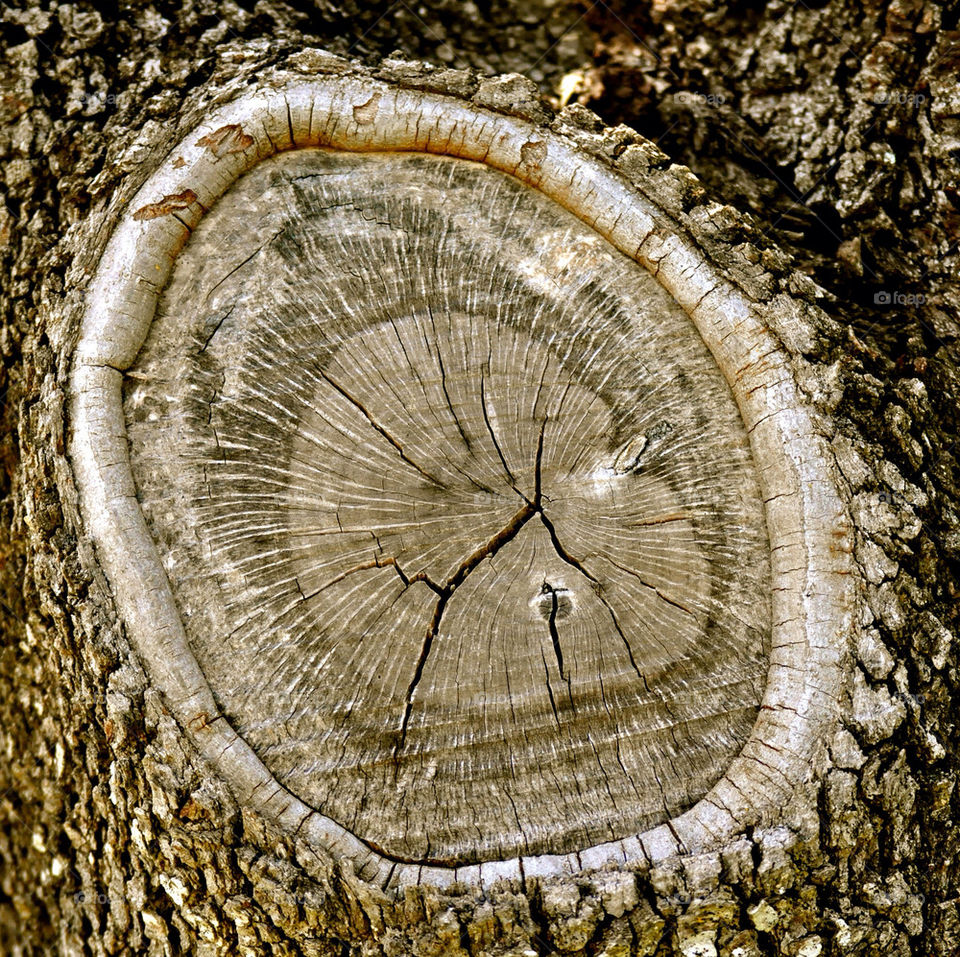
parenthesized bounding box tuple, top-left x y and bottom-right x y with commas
(316, 367, 448, 490)
(394, 425, 548, 758)
(115, 142, 789, 866)
(479, 363, 522, 496)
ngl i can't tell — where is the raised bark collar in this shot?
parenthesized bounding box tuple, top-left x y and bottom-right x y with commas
(68, 55, 857, 892)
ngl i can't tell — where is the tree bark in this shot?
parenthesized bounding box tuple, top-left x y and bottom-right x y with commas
(2, 3, 958, 956)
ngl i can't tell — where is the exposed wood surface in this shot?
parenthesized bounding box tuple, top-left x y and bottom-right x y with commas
(124, 148, 771, 865)
(67, 67, 854, 888)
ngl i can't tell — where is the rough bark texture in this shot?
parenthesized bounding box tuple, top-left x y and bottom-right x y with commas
(1, 3, 958, 957)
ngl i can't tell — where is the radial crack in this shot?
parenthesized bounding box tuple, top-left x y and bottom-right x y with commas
(605, 555, 697, 618)
(480, 366, 524, 497)
(540, 649, 562, 730)
(428, 306, 473, 452)
(542, 582, 565, 676)
(394, 498, 538, 760)
(538, 509, 651, 689)
(318, 368, 447, 489)
(628, 512, 689, 527)
(542, 580, 575, 711)
(538, 509, 599, 584)
(205, 229, 283, 302)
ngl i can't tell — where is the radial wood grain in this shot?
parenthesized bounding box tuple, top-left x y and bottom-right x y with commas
(124, 149, 770, 864)
(69, 68, 854, 888)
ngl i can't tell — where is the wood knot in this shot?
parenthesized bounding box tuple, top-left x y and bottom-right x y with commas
(534, 581, 572, 621)
(71, 72, 854, 882)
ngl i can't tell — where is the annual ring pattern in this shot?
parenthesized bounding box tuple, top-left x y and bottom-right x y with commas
(70, 67, 854, 890)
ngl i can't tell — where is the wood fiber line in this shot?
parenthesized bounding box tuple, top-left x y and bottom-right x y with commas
(70, 69, 854, 889)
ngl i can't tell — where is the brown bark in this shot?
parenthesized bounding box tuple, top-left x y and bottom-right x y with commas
(1, 2, 958, 955)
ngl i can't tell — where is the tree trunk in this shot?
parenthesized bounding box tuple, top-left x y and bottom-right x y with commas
(2, 3, 958, 956)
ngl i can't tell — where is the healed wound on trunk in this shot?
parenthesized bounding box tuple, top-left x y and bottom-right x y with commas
(124, 148, 771, 866)
(69, 68, 853, 887)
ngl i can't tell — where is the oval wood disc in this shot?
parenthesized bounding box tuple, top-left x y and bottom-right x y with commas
(124, 148, 770, 865)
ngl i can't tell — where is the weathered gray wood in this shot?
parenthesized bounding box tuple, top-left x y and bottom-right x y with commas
(69, 63, 854, 890)
(125, 147, 770, 867)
